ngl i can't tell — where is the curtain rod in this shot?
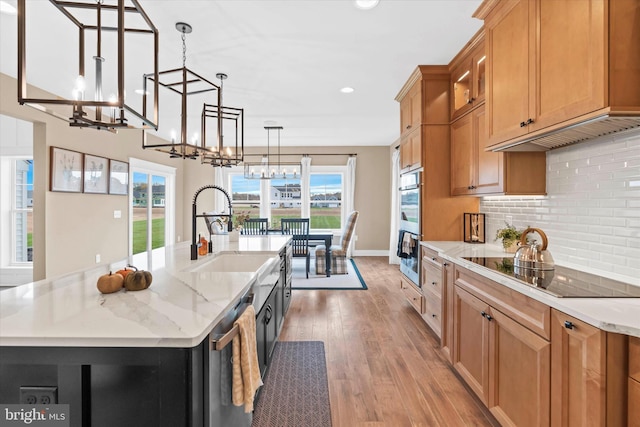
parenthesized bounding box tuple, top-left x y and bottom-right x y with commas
(243, 153, 357, 157)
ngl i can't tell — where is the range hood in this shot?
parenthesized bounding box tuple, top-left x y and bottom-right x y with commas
(487, 113, 640, 152)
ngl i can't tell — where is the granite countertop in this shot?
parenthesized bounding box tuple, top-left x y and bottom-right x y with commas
(422, 241, 640, 338)
(0, 235, 290, 348)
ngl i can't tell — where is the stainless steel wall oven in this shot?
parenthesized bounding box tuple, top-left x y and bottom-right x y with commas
(398, 170, 421, 287)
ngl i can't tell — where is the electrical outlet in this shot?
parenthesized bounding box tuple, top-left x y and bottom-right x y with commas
(20, 386, 58, 405)
(95, 254, 101, 263)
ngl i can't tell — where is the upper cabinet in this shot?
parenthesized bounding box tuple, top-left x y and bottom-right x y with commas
(450, 30, 486, 121)
(475, 0, 640, 151)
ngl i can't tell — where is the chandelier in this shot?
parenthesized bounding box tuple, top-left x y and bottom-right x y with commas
(17, 0, 159, 131)
(200, 73, 244, 167)
(244, 126, 301, 179)
(142, 22, 221, 159)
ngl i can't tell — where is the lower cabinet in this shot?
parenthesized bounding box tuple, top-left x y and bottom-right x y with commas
(449, 262, 631, 427)
(256, 285, 280, 377)
(550, 310, 628, 426)
(400, 275, 424, 314)
(453, 285, 550, 427)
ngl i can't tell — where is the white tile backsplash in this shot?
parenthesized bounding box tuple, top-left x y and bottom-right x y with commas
(480, 129, 640, 284)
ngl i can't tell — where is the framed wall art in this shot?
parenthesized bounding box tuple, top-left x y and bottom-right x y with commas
(50, 146, 83, 192)
(83, 154, 109, 194)
(109, 159, 129, 195)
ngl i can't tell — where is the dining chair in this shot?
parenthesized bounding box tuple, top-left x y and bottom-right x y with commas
(242, 218, 268, 235)
(315, 211, 359, 275)
(280, 218, 310, 278)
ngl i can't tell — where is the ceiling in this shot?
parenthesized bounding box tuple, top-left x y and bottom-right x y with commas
(0, 0, 483, 148)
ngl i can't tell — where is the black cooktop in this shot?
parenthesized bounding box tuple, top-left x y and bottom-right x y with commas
(462, 257, 640, 298)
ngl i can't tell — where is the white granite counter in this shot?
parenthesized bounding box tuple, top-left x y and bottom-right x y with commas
(0, 235, 290, 348)
(422, 241, 640, 338)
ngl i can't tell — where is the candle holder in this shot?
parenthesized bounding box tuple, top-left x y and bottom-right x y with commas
(464, 213, 486, 244)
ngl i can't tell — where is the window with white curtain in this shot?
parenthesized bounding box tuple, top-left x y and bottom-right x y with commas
(13, 159, 33, 264)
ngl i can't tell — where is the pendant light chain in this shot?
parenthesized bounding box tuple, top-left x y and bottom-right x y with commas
(181, 30, 187, 68)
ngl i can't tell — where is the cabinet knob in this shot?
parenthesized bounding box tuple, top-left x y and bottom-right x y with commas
(520, 121, 526, 128)
(431, 314, 437, 318)
(481, 311, 487, 318)
(406, 125, 411, 129)
(432, 257, 437, 261)
(564, 321, 574, 330)
(467, 97, 475, 105)
(526, 118, 534, 125)
(486, 314, 493, 321)
(443, 262, 449, 267)
(431, 281, 437, 286)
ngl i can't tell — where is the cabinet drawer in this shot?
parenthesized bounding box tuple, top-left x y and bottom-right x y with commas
(423, 262, 443, 297)
(401, 278, 424, 314)
(631, 336, 640, 382)
(454, 264, 551, 339)
(423, 289, 442, 338)
(422, 246, 442, 267)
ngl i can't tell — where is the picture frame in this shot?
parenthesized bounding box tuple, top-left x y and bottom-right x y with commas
(50, 146, 83, 193)
(83, 154, 109, 194)
(109, 159, 129, 195)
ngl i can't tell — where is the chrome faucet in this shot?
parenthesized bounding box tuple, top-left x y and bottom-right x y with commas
(191, 185, 233, 260)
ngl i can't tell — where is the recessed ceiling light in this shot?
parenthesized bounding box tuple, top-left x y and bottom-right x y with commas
(354, 0, 379, 10)
(0, 1, 17, 15)
(340, 87, 355, 94)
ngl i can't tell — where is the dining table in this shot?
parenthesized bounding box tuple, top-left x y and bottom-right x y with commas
(268, 230, 333, 277)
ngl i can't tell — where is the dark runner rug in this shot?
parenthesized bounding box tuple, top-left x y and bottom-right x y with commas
(252, 341, 331, 427)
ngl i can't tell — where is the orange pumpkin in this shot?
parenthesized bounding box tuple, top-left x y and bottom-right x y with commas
(97, 272, 124, 294)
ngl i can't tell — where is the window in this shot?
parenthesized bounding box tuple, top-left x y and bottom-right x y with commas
(129, 159, 175, 255)
(227, 165, 346, 231)
(13, 159, 33, 263)
(230, 174, 261, 220)
(310, 171, 343, 230)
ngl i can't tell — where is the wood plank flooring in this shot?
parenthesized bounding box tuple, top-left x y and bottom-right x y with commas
(279, 256, 499, 427)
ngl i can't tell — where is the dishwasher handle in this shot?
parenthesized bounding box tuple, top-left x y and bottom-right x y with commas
(210, 293, 254, 351)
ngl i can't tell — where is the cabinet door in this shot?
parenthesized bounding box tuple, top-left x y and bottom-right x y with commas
(453, 286, 490, 404)
(474, 105, 504, 194)
(450, 113, 475, 196)
(409, 129, 422, 168)
(410, 82, 422, 130)
(533, 0, 605, 132)
(488, 308, 551, 427)
(630, 378, 640, 427)
(550, 310, 605, 427)
(473, 46, 486, 108)
(452, 59, 474, 120)
(400, 136, 412, 170)
(256, 308, 267, 376)
(486, 0, 532, 144)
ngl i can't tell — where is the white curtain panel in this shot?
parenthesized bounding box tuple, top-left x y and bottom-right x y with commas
(214, 167, 227, 214)
(389, 149, 400, 264)
(345, 155, 357, 257)
(300, 156, 312, 218)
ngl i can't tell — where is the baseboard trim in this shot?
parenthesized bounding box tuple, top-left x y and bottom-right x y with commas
(352, 250, 388, 257)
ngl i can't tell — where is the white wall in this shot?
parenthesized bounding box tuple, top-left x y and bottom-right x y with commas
(480, 129, 640, 284)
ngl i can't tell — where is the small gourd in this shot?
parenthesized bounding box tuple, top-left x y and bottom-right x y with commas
(123, 269, 153, 291)
(97, 272, 125, 294)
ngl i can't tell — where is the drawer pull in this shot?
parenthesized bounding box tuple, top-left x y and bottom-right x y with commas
(564, 321, 574, 330)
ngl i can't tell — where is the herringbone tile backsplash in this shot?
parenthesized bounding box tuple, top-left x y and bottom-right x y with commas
(480, 129, 640, 283)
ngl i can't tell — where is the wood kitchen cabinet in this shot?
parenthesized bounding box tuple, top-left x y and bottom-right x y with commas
(550, 309, 628, 426)
(421, 246, 443, 338)
(400, 275, 424, 314)
(453, 265, 551, 426)
(441, 259, 454, 363)
(476, 0, 640, 150)
(451, 103, 546, 196)
(396, 66, 479, 240)
(400, 126, 422, 172)
(450, 29, 486, 121)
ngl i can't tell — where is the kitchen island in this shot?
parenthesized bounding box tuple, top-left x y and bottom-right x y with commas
(0, 235, 291, 427)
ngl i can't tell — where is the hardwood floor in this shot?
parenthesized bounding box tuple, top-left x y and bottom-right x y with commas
(279, 256, 499, 427)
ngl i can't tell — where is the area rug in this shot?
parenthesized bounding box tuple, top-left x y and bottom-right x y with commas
(252, 341, 332, 427)
(291, 257, 367, 290)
